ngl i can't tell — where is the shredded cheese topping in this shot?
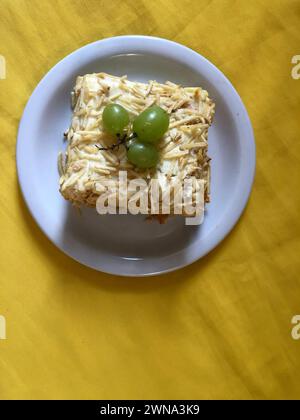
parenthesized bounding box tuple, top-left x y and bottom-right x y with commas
(59, 73, 215, 212)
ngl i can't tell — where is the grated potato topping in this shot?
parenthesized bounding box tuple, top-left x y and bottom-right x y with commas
(59, 73, 215, 213)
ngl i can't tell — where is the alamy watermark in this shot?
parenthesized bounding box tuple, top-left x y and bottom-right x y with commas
(291, 315, 300, 340)
(95, 171, 205, 225)
(0, 55, 6, 80)
(0, 315, 6, 340)
(291, 55, 300, 80)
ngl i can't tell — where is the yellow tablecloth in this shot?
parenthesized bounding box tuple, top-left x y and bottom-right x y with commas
(0, 0, 300, 400)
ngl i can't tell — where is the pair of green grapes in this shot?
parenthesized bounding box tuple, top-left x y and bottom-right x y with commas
(102, 103, 170, 169)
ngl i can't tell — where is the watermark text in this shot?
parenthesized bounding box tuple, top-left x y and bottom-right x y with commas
(0, 315, 6, 340)
(0, 55, 6, 80)
(291, 55, 300, 80)
(291, 315, 300, 340)
(95, 171, 205, 225)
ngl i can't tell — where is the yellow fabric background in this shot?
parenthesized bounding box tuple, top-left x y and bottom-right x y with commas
(0, 0, 300, 400)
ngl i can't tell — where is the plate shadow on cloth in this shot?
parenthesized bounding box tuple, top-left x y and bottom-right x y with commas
(16, 182, 248, 293)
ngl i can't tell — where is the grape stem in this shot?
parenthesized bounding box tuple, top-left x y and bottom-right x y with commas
(95, 133, 137, 152)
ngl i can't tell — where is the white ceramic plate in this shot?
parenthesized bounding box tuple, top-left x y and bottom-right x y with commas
(17, 36, 255, 276)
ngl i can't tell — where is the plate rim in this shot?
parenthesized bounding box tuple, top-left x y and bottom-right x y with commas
(16, 35, 256, 277)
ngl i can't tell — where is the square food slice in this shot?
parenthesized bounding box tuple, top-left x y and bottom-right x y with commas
(59, 73, 215, 215)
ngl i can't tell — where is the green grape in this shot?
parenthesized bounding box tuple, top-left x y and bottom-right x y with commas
(127, 140, 159, 169)
(102, 104, 130, 136)
(132, 106, 169, 144)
